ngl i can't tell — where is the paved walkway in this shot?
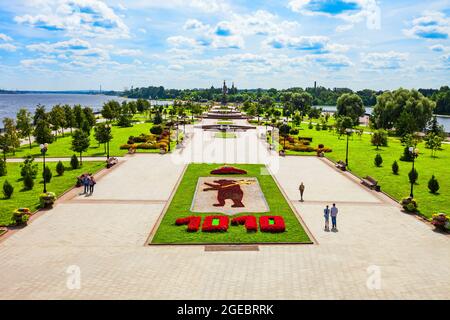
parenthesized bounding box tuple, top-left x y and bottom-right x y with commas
(0, 120, 449, 299)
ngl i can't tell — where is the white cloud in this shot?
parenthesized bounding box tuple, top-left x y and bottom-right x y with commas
(0, 33, 13, 42)
(264, 35, 349, 54)
(430, 44, 450, 52)
(115, 49, 143, 56)
(361, 51, 409, 70)
(288, 0, 381, 30)
(15, 0, 130, 39)
(403, 11, 450, 40)
(21, 58, 58, 67)
(184, 19, 211, 33)
(0, 43, 17, 52)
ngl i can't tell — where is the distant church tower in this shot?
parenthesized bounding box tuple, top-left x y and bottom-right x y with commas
(221, 80, 228, 105)
(222, 80, 228, 95)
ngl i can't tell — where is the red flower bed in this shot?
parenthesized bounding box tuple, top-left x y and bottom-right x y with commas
(202, 215, 229, 232)
(259, 216, 286, 233)
(210, 166, 247, 175)
(175, 216, 202, 232)
(231, 216, 258, 232)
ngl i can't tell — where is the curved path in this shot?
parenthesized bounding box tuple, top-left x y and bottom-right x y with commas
(0, 121, 449, 299)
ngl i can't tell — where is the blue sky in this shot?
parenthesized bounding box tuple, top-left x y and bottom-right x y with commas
(0, 0, 449, 91)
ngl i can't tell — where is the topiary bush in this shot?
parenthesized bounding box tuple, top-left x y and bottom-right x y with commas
(409, 168, 418, 185)
(56, 161, 65, 176)
(374, 154, 383, 167)
(71, 154, 79, 169)
(392, 161, 399, 175)
(20, 156, 38, 178)
(0, 159, 6, 176)
(3, 180, 13, 199)
(23, 172, 34, 190)
(43, 166, 52, 183)
(150, 125, 163, 135)
(428, 175, 440, 194)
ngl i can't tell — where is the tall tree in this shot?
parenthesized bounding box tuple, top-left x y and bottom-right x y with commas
(372, 89, 435, 135)
(336, 93, 365, 126)
(3, 118, 20, 156)
(94, 124, 113, 154)
(16, 108, 33, 149)
(71, 130, 90, 166)
(63, 104, 76, 135)
(49, 105, 66, 139)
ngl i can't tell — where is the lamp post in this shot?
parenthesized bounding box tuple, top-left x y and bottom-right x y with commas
(345, 128, 352, 167)
(106, 124, 111, 160)
(176, 119, 179, 146)
(168, 124, 171, 152)
(283, 119, 287, 150)
(409, 146, 419, 198)
(40, 143, 48, 193)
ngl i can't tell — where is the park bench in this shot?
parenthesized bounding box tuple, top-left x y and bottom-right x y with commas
(106, 157, 119, 169)
(335, 160, 347, 171)
(361, 176, 380, 191)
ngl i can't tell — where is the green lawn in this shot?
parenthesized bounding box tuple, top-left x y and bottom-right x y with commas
(277, 126, 449, 219)
(217, 121, 233, 125)
(215, 132, 237, 139)
(0, 161, 105, 226)
(151, 164, 312, 244)
(7, 122, 160, 159)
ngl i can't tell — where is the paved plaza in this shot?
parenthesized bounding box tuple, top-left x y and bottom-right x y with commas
(0, 123, 449, 299)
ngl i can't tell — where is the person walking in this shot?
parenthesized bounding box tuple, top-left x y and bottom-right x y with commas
(89, 174, 96, 195)
(330, 203, 339, 231)
(299, 182, 305, 202)
(324, 205, 330, 231)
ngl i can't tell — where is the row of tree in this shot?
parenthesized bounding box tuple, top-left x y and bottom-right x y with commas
(121, 85, 450, 115)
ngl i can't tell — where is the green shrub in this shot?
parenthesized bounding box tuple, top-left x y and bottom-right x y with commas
(401, 197, 418, 213)
(392, 161, 399, 175)
(150, 125, 163, 135)
(20, 156, 38, 178)
(39, 192, 56, 208)
(400, 147, 413, 162)
(0, 159, 6, 176)
(315, 123, 321, 131)
(374, 154, 383, 167)
(3, 180, 13, 199)
(428, 175, 440, 194)
(408, 168, 418, 185)
(70, 154, 79, 169)
(289, 128, 299, 135)
(23, 172, 34, 190)
(43, 166, 52, 183)
(56, 161, 65, 176)
(136, 143, 157, 150)
(13, 210, 29, 225)
(308, 122, 313, 129)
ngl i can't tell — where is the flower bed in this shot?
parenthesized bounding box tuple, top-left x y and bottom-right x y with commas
(202, 215, 229, 232)
(175, 216, 202, 232)
(430, 213, 450, 231)
(210, 166, 247, 175)
(259, 216, 286, 233)
(231, 216, 258, 232)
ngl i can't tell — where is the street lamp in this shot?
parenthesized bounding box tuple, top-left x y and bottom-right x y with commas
(409, 146, 419, 198)
(40, 143, 48, 193)
(283, 119, 287, 149)
(345, 128, 353, 167)
(106, 124, 111, 160)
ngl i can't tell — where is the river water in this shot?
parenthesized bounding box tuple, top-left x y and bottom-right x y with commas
(319, 106, 450, 133)
(0, 93, 171, 123)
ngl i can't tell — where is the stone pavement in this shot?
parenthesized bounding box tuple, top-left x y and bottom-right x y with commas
(0, 122, 449, 300)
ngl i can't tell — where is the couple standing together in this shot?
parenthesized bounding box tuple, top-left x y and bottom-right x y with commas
(324, 204, 338, 232)
(81, 174, 96, 196)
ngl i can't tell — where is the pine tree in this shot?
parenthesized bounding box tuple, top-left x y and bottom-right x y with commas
(428, 175, 440, 194)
